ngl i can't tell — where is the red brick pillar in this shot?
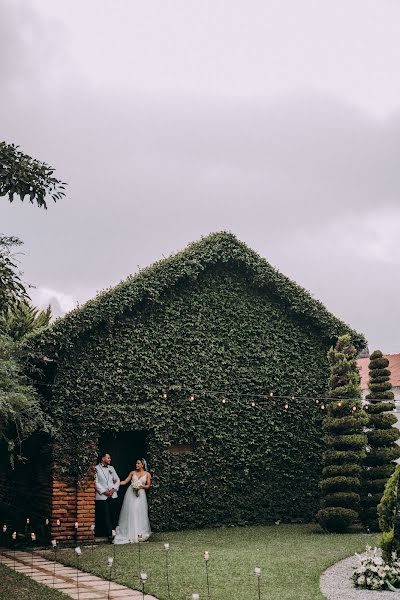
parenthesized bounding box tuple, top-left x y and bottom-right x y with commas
(50, 468, 95, 541)
(76, 471, 95, 541)
(51, 477, 78, 541)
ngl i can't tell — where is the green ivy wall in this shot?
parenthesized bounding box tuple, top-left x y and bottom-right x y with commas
(47, 265, 333, 530)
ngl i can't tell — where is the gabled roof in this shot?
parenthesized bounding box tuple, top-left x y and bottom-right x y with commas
(358, 354, 400, 389)
(31, 232, 366, 355)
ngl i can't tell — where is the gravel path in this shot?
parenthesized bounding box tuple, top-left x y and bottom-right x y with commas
(320, 554, 399, 599)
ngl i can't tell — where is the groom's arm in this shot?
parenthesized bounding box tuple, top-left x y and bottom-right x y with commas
(95, 469, 108, 496)
(111, 467, 120, 491)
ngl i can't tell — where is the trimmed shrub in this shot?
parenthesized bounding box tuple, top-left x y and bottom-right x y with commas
(316, 335, 367, 532)
(322, 463, 362, 478)
(320, 476, 360, 494)
(368, 413, 398, 429)
(322, 492, 360, 509)
(317, 507, 359, 533)
(378, 465, 400, 561)
(362, 350, 400, 531)
(323, 434, 366, 450)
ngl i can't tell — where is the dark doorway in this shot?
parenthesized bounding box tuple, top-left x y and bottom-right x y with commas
(97, 430, 147, 533)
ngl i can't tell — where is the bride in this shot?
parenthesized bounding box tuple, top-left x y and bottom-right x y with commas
(113, 458, 152, 544)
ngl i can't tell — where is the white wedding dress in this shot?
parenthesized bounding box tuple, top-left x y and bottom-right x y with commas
(114, 474, 151, 544)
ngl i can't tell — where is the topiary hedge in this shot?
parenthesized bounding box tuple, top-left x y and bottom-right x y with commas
(378, 464, 400, 561)
(363, 351, 400, 531)
(25, 233, 365, 531)
(317, 335, 367, 532)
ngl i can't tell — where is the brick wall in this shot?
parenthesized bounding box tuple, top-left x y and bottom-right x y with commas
(0, 438, 96, 542)
(51, 472, 95, 541)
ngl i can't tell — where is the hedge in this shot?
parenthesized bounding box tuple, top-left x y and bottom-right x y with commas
(317, 335, 366, 532)
(362, 352, 399, 531)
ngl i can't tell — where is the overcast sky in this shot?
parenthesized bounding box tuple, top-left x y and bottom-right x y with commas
(1, 0, 400, 351)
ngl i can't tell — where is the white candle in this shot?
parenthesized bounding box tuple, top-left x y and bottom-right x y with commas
(56, 519, 61, 526)
(140, 572, 148, 583)
(164, 543, 170, 551)
(75, 522, 79, 529)
(192, 594, 200, 600)
(26, 518, 30, 525)
(112, 529, 116, 537)
(12, 532, 17, 540)
(2, 525, 6, 533)
(107, 557, 114, 567)
(90, 524, 95, 532)
(254, 566, 261, 577)
(31, 532, 36, 541)
(51, 540, 57, 548)
(203, 550, 209, 561)
(74, 546, 82, 555)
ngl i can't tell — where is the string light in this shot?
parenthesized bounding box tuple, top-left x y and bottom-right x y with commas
(352, 406, 357, 412)
(251, 401, 256, 407)
(321, 404, 325, 410)
(338, 402, 342, 407)
(221, 398, 227, 404)
(284, 403, 289, 410)
(315, 399, 320, 404)
(269, 392, 273, 397)
(162, 391, 168, 400)
(189, 394, 195, 401)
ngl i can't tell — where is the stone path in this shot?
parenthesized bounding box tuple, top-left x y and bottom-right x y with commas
(0, 548, 158, 600)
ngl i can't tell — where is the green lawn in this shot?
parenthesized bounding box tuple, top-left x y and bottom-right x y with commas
(43, 524, 377, 600)
(0, 563, 68, 600)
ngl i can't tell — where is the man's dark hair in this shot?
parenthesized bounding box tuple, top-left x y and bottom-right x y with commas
(99, 451, 110, 460)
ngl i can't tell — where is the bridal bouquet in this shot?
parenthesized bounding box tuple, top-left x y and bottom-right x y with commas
(131, 480, 144, 497)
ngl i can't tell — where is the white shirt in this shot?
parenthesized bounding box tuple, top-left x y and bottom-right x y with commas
(95, 464, 120, 501)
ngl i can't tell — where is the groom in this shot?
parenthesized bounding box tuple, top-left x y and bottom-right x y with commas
(95, 452, 120, 541)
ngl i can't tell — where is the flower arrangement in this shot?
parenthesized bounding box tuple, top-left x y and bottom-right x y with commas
(131, 480, 144, 497)
(353, 546, 400, 591)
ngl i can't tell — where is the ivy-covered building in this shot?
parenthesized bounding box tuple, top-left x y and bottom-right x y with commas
(0, 232, 365, 540)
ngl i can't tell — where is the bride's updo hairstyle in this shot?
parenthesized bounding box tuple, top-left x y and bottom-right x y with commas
(136, 457, 148, 471)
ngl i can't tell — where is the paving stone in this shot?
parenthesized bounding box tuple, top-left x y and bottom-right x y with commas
(0, 550, 158, 600)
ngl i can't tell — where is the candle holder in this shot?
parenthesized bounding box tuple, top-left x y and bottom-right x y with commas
(12, 531, 17, 569)
(30, 532, 36, 576)
(74, 546, 82, 600)
(51, 540, 57, 587)
(107, 556, 114, 600)
(164, 542, 171, 599)
(137, 533, 143, 576)
(203, 551, 211, 600)
(2, 524, 7, 548)
(192, 594, 200, 600)
(74, 521, 79, 545)
(139, 571, 148, 600)
(112, 529, 116, 563)
(44, 518, 50, 544)
(25, 517, 30, 539)
(254, 566, 262, 600)
(90, 524, 95, 553)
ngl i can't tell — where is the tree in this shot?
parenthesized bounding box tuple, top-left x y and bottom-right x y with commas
(362, 351, 400, 530)
(0, 141, 66, 208)
(0, 300, 52, 342)
(316, 334, 368, 532)
(0, 235, 28, 316)
(0, 334, 52, 464)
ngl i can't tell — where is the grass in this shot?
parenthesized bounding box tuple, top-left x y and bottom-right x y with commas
(41, 524, 378, 600)
(0, 563, 68, 600)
